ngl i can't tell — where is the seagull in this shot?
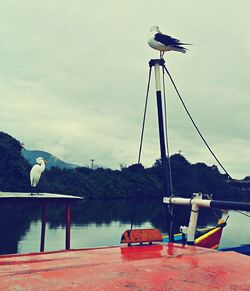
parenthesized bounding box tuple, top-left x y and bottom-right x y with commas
(30, 157, 47, 195)
(148, 26, 190, 58)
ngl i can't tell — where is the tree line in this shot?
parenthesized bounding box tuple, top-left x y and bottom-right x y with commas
(0, 131, 243, 200)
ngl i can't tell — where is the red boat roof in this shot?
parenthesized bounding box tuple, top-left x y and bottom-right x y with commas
(0, 243, 249, 290)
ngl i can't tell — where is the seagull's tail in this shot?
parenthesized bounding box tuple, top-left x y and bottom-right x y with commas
(178, 43, 192, 53)
(170, 46, 188, 53)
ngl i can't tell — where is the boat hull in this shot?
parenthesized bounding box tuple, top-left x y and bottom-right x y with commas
(0, 244, 249, 290)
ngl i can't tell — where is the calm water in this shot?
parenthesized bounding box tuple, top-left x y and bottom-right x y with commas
(0, 199, 249, 255)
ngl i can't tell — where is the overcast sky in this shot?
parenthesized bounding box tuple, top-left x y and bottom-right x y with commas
(0, 1, 249, 178)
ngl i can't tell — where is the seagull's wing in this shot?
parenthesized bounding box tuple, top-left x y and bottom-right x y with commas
(155, 33, 180, 45)
(155, 33, 188, 51)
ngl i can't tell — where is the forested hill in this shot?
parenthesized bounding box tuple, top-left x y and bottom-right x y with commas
(0, 132, 30, 192)
(0, 132, 242, 199)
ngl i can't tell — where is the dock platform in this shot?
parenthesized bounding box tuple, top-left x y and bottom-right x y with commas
(0, 244, 249, 290)
(0, 192, 83, 202)
(0, 192, 83, 252)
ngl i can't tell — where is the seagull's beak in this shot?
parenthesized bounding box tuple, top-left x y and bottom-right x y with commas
(44, 160, 48, 164)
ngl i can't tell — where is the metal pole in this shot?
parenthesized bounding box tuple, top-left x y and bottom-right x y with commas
(40, 204, 47, 252)
(149, 59, 173, 242)
(210, 200, 250, 211)
(65, 204, 71, 250)
(163, 196, 250, 211)
(149, 59, 170, 197)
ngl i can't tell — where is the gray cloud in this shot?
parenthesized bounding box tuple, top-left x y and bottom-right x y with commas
(0, 0, 249, 178)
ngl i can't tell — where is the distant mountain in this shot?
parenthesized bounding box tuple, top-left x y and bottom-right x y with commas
(22, 149, 79, 170)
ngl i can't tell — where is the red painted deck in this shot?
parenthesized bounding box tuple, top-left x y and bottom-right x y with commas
(0, 244, 249, 290)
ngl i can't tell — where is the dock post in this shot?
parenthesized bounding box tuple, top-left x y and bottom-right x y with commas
(65, 204, 71, 250)
(40, 204, 47, 252)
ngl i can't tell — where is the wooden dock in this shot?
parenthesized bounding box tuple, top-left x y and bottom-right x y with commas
(0, 192, 83, 202)
(0, 244, 249, 290)
(0, 192, 83, 252)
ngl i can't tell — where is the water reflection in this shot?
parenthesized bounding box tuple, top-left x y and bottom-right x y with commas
(0, 199, 223, 255)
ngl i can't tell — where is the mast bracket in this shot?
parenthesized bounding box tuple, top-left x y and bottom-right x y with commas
(149, 58, 165, 68)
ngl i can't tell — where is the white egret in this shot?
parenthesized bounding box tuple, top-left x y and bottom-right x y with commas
(30, 157, 47, 194)
(148, 26, 189, 58)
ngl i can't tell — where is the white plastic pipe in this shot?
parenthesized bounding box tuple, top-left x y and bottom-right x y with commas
(154, 63, 161, 92)
(163, 196, 211, 208)
(163, 193, 211, 244)
(187, 202, 199, 244)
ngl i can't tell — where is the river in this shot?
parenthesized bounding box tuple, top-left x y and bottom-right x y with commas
(0, 198, 249, 255)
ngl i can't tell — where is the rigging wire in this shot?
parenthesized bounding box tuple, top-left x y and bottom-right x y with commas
(163, 65, 234, 181)
(130, 66, 152, 232)
(129, 58, 249, 243)
(235, 210, 250, 219)
(213, 207, 250, 219)
(210, 207, 221, 220)
(162, 66, 175, 241)
(137, 66, 152, 164)
(134, 62, 175, 241)
(162, 66, 176, 241)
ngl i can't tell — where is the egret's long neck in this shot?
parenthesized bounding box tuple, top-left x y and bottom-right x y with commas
(39, 161, 46, 172)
